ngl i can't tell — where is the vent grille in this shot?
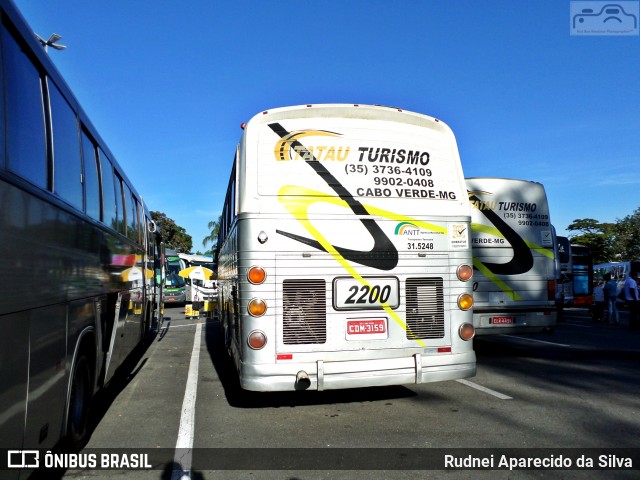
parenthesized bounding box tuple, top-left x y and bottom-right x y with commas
(406, 278, 444, 339)
(282, 279, 326, 344)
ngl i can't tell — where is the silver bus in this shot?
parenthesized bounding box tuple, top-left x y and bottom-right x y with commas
(216, 104, 476, 392)
(179, 253, 217, 304)
(0, 0, 163, 462)
(466, 177, 557, 334)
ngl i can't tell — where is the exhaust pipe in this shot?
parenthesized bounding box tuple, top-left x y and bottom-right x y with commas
(295, 370, 311, 390)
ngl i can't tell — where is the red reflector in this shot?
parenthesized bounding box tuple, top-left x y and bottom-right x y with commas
(438, 347, 452, 353)
(277, 354, 292, 360)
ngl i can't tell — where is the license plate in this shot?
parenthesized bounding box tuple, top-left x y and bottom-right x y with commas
(492, 316, 514, 325)
(167, 297, 175, 302)
(333, 277, 399, 310)
(346, 319, 388, 340)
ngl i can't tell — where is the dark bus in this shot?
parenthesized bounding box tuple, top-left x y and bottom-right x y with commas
(0, 0, 163, 468)
(556, 236, 573, 305)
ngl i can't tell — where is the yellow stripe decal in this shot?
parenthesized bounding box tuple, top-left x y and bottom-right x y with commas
(469, 222, 554, 300)
(278, 185, 443, 347)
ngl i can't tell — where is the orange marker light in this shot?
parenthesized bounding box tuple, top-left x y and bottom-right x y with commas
(248, 298, 267, 317)
(458, 293, 474, 311)
(248, 266, 266, 284)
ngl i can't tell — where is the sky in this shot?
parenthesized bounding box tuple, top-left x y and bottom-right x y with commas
(12, 0, 640, 253)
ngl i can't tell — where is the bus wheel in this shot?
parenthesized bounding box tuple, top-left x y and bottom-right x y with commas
(67, 354, 92, 450)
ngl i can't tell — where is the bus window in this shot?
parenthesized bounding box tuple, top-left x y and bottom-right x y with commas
(114, 173, 125, 236)
(99, 150, 117, 229)
(81, 129, 101, 221)
(49, 79, 83, 211)
(3, 25, 47, 188)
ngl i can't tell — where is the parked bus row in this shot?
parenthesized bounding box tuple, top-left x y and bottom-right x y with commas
(162, 251, 216, 307)
(0, 0, 164, 459)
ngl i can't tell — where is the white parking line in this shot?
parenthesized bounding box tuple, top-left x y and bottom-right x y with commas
(501, 335, 571, 347)
(172, 321, 202, 480)
(167, 322, 201, 328)
(456, 379, 513, 400)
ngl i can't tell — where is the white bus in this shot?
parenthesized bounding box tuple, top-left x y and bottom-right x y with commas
(0, 0, 163, 460)
(593, 260, 640, 303)
(466, 178, 557, 335)
(216, 104, 476, 392)
(179, 253, 217, 304)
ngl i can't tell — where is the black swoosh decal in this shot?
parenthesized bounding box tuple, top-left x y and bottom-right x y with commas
(469, 192, 534, 275)
(269, 123, 398, 271)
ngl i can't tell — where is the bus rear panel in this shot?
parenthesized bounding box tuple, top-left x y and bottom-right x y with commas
(466, 177, 557, 335)
(217, 105, 476, 391)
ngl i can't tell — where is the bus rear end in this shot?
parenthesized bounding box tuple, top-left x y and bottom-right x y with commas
(218, 105, 476, 391)
(466, 177, 557, 335)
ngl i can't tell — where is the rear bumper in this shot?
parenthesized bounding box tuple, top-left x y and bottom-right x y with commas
(239, 351, 476, 392)
(473, 308, 557, 335)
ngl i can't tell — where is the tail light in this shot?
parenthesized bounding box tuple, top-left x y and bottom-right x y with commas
(459, 323, 475, 341)
(247, 330, 267, 349)
(457, 264, 473, 282)
(547, 280, 556, 301)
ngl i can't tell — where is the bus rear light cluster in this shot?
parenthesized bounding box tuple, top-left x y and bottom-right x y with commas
(248, 298, 267, 317)
(457, 293, 473, 311)
(547, 280, 556, 301)
(457, 264, 473, 282)
(459, 323, 475, 341)
(248, 266, 266, 284)
(247, 330, 267, 350)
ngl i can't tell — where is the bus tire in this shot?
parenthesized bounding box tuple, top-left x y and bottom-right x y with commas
(67, 353, 92, 450)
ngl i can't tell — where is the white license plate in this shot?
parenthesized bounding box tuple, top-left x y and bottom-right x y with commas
(346, 319, 388, 340)
(492, 316, 514, 325)
(333, 277, 399, 310)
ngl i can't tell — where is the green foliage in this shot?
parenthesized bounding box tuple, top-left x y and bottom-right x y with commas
(202, 215, 221, 254)
(151, 211, 193, 253)
(613, 207, 640, 260)
(567, 208, 640, 264)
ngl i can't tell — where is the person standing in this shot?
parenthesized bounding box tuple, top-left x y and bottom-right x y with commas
(624, 270, 640, 330)
(603, 273, 619, 324)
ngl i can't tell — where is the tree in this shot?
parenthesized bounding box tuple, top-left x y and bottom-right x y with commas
(613, 207, 640, 261)
(566, 218, 615, 264)
(151, 211, 192, 253)
(202, 215, 221, 255)
(566, 209, 640, 264)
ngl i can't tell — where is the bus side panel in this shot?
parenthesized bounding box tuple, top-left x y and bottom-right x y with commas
(0, 311, 29, 450)
(23, 304, 67, 449)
